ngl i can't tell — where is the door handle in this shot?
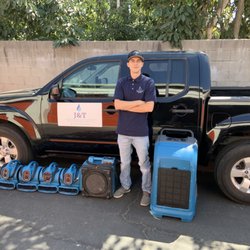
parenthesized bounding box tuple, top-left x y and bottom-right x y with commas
(103, 105, 116, 115)
(171, 109, 194, 114)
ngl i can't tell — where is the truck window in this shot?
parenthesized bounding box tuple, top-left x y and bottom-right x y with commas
(143, 59, 186, 97)
(61, 61, 120, 98)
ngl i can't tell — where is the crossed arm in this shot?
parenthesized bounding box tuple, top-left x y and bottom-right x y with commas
(114, 99, 154, 113)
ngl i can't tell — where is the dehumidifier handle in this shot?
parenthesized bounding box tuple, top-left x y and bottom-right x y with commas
(160, 128, 194, 138)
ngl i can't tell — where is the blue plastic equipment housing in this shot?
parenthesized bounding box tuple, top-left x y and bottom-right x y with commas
(17, 161, 42, 192)
(150, 129, 198, 222)
(38, 162, 62, 193)
(0, 160, 23, 190)
(58, 163, 81, 195)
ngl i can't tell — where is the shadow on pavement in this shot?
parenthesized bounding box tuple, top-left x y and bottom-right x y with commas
(0, 155, 249, 250)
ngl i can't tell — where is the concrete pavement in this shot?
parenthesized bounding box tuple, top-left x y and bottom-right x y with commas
(0, 158, 249, 250)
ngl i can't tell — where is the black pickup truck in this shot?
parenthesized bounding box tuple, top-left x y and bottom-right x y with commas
(0, 51, 250, 204)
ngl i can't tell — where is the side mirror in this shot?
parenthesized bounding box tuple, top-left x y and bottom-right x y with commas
(50, 86, 61, 100)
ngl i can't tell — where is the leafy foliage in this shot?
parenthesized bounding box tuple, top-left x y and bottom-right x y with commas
(0, 0, 249, 48)
(138, 1, 206, 48)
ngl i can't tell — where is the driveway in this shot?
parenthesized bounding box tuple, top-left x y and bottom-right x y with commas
(0, 156, 249, 250)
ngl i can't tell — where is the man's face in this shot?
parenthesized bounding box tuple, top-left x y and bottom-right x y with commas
(127, 57, 144, 74)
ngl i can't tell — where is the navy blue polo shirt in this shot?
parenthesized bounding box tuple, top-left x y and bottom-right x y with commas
(114, 74, 156, 136)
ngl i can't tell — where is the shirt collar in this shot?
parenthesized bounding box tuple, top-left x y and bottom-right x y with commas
(128, 74, 142, 82)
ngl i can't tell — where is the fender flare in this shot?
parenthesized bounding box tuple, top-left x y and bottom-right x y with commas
(0, 105, 41, 141)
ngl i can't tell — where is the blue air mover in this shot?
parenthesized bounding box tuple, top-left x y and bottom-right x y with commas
(81, 156, 117, 198)
(17, 161, 42, 192)
(0, 160, 23, 190)
(58, 163, 81, 195)
(150, 129, 198, 222)
(38, 162, 62, 193)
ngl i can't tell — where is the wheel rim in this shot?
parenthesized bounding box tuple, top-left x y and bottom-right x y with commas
(0, 136, 18, 166)
(230, 157, 250, 194)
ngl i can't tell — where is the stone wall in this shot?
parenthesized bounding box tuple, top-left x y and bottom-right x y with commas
(0, 40, 250, 92)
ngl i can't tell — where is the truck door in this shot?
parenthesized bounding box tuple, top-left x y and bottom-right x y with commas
(41, 60, 122, 154)
(142, 57, 201, 140)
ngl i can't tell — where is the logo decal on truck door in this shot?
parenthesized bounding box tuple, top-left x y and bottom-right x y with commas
(57, 103, 102, 127)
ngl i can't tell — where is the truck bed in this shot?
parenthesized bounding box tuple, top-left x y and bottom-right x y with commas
(211, 86, 250, 96)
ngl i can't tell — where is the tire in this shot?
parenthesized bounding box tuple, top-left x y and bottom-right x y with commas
(0, 125, 33, 166)
(215, 143, 250, 204)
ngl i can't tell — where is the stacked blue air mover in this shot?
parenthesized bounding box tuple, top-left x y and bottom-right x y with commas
(0, 156, 117, 198)
(150, 129, 198, 222)
(0, 160, 22, 190)
(0, 160, 81, 195)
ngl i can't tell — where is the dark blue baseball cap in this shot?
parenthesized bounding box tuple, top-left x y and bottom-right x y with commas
(127, 50, 144, 62)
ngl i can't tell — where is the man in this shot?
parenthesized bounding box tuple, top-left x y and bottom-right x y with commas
(113, 50, 156, 206)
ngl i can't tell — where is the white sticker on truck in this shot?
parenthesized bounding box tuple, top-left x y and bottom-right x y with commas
(57, 103, 102, 127)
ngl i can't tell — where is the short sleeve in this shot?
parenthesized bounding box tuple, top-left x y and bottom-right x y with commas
(144, 78, 157, 102)
(114, 78, 124, 100)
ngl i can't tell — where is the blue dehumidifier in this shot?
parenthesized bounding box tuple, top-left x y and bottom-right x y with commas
(150, 128, 198, 222)
(81, 156, 117, 198)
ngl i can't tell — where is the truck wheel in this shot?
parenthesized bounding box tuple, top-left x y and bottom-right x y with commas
(215, 143, 250, 204)
(0, 125, 33, 166)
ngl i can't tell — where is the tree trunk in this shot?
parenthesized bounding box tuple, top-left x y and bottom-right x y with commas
(233, 0, 245, 38)
(117, 0, 120, 8)
(207, 0, 229, 39)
